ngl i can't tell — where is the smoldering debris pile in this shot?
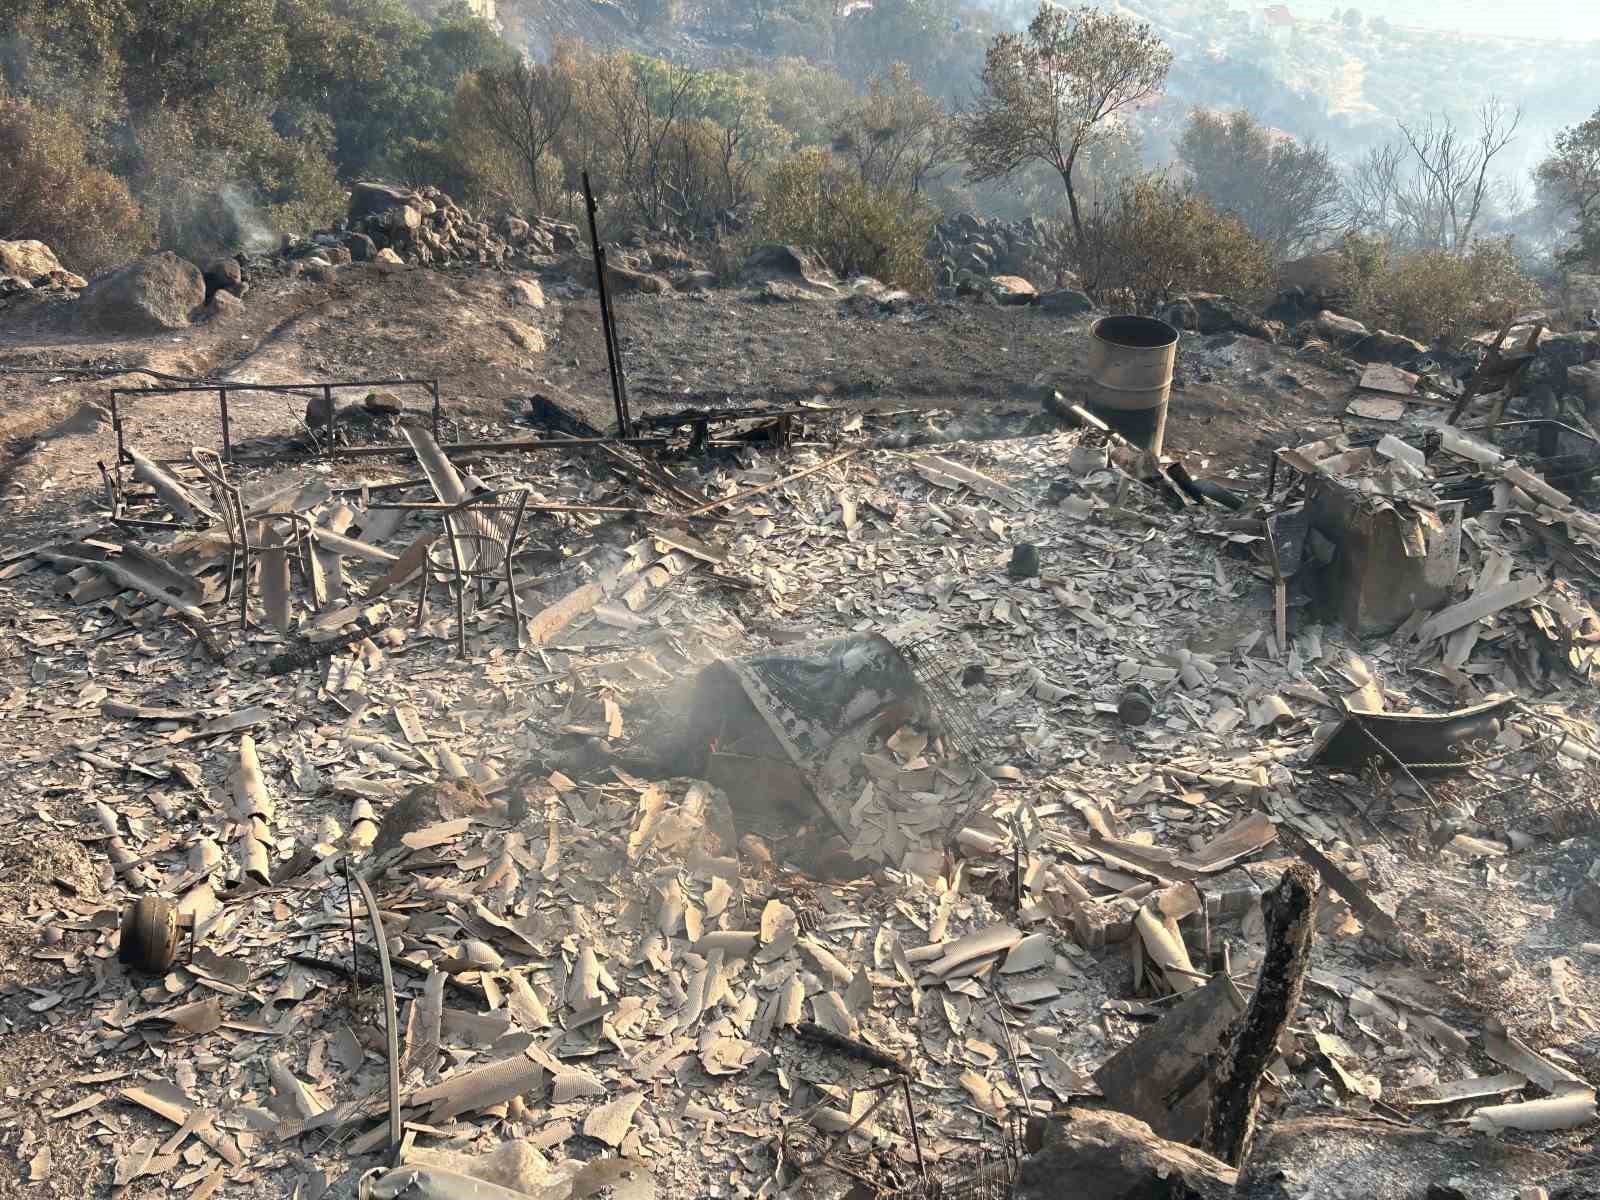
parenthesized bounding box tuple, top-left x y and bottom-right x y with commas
(2, 369, 1600, 1200)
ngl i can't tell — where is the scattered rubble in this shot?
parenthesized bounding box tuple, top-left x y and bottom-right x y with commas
(3, 259, 1600, 1200)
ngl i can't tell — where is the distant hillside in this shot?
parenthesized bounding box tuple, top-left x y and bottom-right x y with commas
(1335, 0, 1600, 41)
(1110, 0, 1598, 176)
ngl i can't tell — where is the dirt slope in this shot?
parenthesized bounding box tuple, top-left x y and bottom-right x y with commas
(1, 257, 1360, 523)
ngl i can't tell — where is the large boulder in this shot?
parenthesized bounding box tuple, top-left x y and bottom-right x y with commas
(349, 181, 417, 223)
(1314, 309, 1368, 343)
(1162, 293, 1279, 342)
(205, 290, 244, 321)
(650, 247, 700, 272)
(342, 231, 377, 263)
(385, 204, 422, 235)
(1349, 328, 1428, 365)
(674, 270, 717, 294)
(605, 264, 669, 295)
(498, 318, 545, 354)
(0, 239, 63, 283)
(539, 218, 580, 252)
(79, 252, 205, 334)
(203, 258, 242, 300)
(1567, 362, 1600, 413)
(741, 243, 837, 296)
(1530, 329, 1600, 392)
(1038, 288, 1096, 317)
(988, 275, 1038, 305)
(508, 279, 546, 309)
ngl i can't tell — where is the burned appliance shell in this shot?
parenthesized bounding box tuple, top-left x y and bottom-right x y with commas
(1282, 446, 1464, 637)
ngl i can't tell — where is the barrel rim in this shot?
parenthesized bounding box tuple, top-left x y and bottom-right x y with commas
(1091, 314, 1179, 351)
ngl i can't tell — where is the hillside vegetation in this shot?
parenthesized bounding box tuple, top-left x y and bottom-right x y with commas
(4, 0, 1600, 337)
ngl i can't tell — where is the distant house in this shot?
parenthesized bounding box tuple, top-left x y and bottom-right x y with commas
(1260, 4, 1295, 40)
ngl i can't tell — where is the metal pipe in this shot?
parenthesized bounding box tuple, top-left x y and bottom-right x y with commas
(107, 377, 438, 396)
(583, 170, 631, 439)
(900, 1076, 927, 1179)
(111, 392, 126, 464)
(352, 869, 402, 1153)
(366, 501, 655, 514)
(324, 435, 667, 459)
(219, 388, 232, 462)
(138, 436, 671, 469)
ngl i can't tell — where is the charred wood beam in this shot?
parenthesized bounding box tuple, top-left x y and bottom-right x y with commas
(1204, 863, 1317, 1167)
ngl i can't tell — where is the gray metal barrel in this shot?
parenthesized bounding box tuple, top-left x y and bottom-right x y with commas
(1086, 315, 1179, 456)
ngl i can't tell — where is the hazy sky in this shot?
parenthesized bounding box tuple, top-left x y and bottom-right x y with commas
(1339, 0, 1600, 40)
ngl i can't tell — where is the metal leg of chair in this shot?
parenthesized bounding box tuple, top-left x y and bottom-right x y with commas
(506, 563, 524, 648)
(453, 579, 468, 660)
(222, 546, 237, 604)
(238, 544, 251, 631)
(295, 527, 315, 596)
(415, 562, 431, 629)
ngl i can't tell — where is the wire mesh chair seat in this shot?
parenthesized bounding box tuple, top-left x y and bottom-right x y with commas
(191, 448, 314, 631)
(414, 486, 532, 658)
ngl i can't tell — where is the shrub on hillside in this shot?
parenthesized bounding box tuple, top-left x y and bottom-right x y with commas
(756, 58, 850, 149)
(1338, 233, 1538, 343)
(124, 103, 344, 262)
(1075, 172, 1273, 311)
(0, 91, 150, 275)
(757, 148, 934, 292)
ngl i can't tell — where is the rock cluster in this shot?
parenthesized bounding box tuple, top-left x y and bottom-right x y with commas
(283, 181, 582, 273)
(929, 213, 1065, 290)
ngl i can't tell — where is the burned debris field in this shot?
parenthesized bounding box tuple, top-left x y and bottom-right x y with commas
(3, 201, 1600, 1200)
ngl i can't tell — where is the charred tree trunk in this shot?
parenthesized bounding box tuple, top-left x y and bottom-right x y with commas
(1204, 863, 1318, 1167)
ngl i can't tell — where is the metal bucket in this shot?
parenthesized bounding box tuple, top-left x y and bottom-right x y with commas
(1086, 315, 1179, 456)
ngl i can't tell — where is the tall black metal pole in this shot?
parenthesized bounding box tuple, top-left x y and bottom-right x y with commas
(583, 171, 632, 440)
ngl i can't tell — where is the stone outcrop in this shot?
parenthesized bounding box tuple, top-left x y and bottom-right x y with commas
(929, 214, 1065, 291)
(78, 252, 205, 333)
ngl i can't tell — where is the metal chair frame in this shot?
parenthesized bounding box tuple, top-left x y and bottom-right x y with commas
(414, 486, 532, 658)
(190, 448, 314, 631)
(98, 458, 210, 535)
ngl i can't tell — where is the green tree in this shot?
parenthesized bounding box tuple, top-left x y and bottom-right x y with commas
(830, 63, 957, 199)
(963, 3, 1172, 260)
(277, 0, 502, 180)
(124, 99, 342, 259)
(0, 0, 128, 132)
(840, 0, 955, 82)
(0, 89, 150, 273)
(1537, 107, 1600, 268)
(118, 0, 288, 112)
(757, 58, 851, 148)
(1178, 108, 1343, 256)
(455, 55, 577, 211)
